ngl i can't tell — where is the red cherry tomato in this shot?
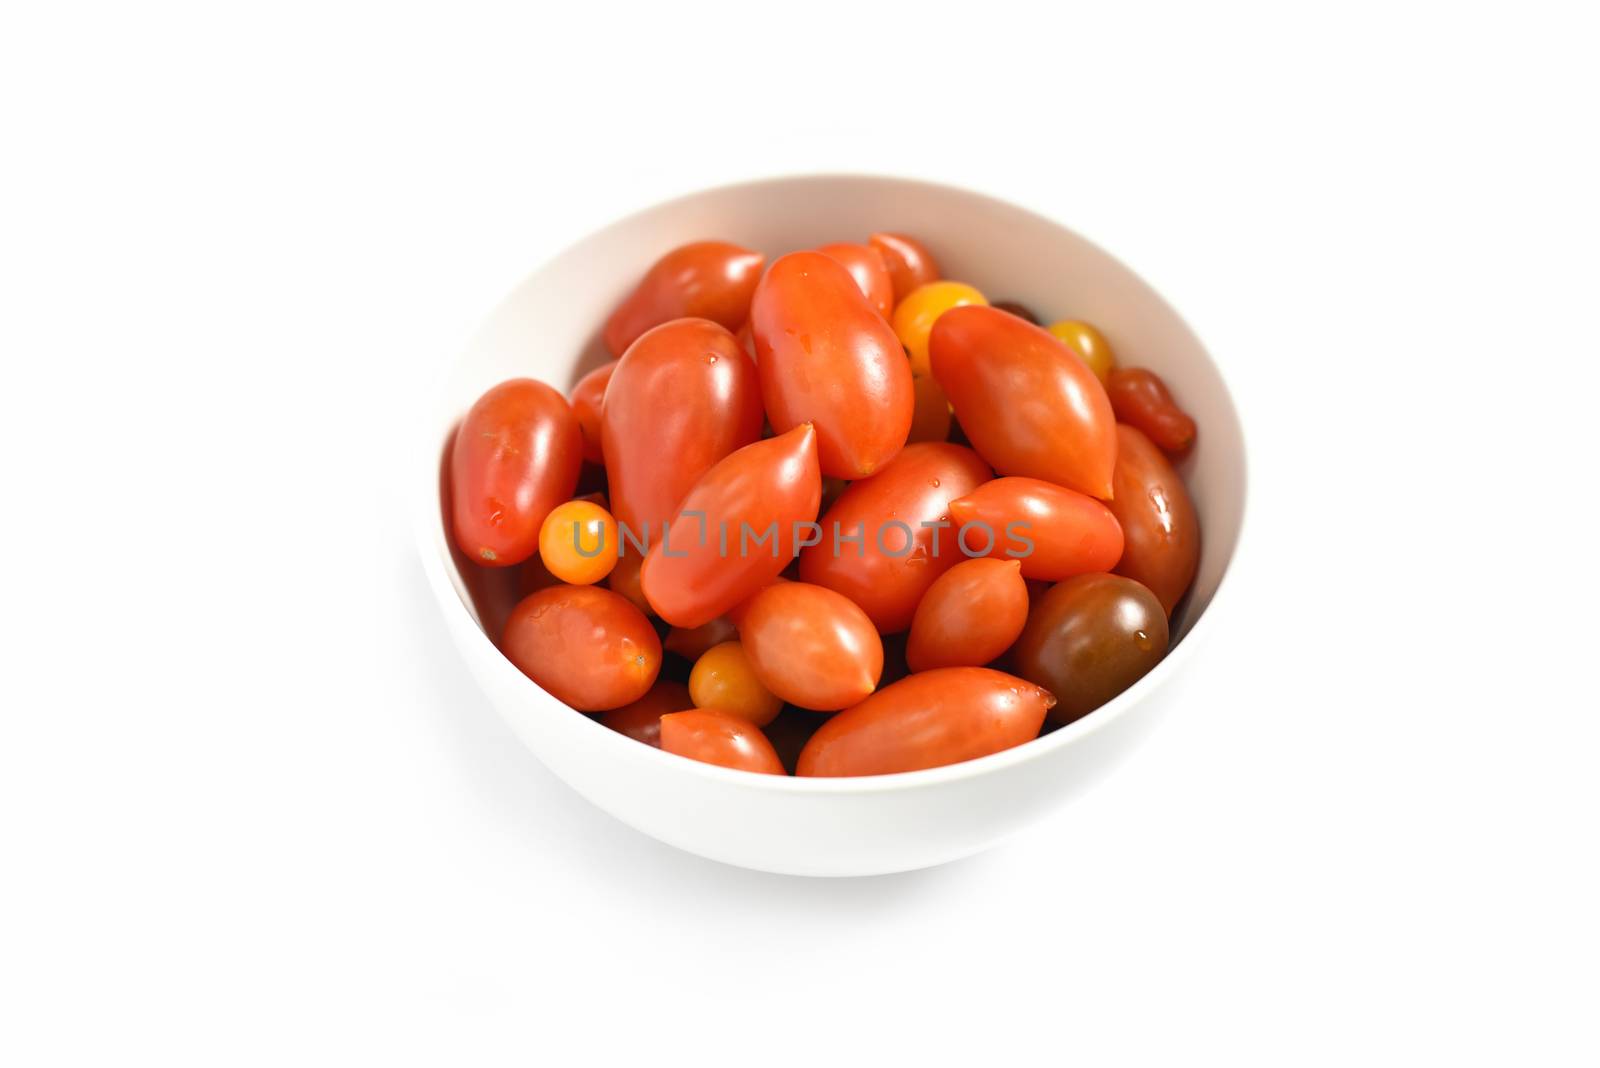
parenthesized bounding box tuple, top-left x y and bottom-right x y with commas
(602, 241, 765, 357)
(597, 680, 690, 747)
(750, 251, 914, 479)
(947, 476, 1124, 581)
(601, 318, 764, 537)
(929, 305, 1118, 499)
(451, 378, 582, 567)
(739, 582, 883, 711)
(905, 558, 1029, 672)
(660, 710, 785, 774)
(1106, 424, 1199, 616)
(569, 360, 617, 464)
(816, 241, 894, 318)
(663, 616, 738, 662)
(796, 667, 1053, 776)
(641, 424, 822, 629)
(502, 584, 661, 711)
(1105, 367, 1197, 454)
(868, 232, 941, 303)
(798, 442, 992, 633)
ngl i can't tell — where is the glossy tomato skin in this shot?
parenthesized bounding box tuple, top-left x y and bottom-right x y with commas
(451, 378, 583, 567)
(602, 318, 764, 537)
(641, 425, 822, 629)
(868, 232, 941, 303)
(602, 241, 765, 357)
(660, 710, 786, 774)
(1105, 424, 1199, 616)
(502, 584, 661, 711)
(1046, 320, 1115, 382)
(569, 360, 617, 464)
(930, 305, 1118, 500)
(663, 616, 738, 662)
(688, 640, 782, 726)
(947, 476, 1124, 581)
(739, 581, 883, 710)
(796, 667, 1053, 777)
(751, 251, 914, 479)
(597, 680, 690, 747)
(1105, 367, 1197, 454)
(816, 241, 894, 318)
(798, 442, 992, 634)
(905, 558, 1029, 672)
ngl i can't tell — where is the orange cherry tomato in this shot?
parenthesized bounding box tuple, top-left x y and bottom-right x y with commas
(1046, 319, 1115, 382)
(688, 640, 782, 726)
(907, 374, 952, 444)
(891, 280, 987, 378)
(796, 667, 1053, 777)
(947, 476, 1124, 581)
(537, 499, 620, 585)
(606, 549, 652, 616)
(868, 232, 941, 303)
(1105, 367, 1197, 454)
(816, 241, 894, 318)
(930, 305, 1118, 500)
(597, 680, 690, 747)
(641, 424, 822, 629)
(905, 558, 1029, 672)
(663, 615, 738, 662)
(739, 581, 883, 711)
(798, 442, 992, 634)
(451, 378, 583, 567)
(660, 710, 785, 774)
(601, 318, 764, 538)
(569, 360, 617, 464)
(502, 584, 661, 711)
(1106, 424, 1199, 616)
(602, 241, 765, 357)
(750, 251, 914, 479)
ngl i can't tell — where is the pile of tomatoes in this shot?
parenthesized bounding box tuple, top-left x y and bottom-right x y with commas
(448, 232, 1200, 777)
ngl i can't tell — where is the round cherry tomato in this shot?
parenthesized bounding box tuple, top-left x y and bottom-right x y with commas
(796, 667, 1053, 776)
(663, 615, 738, 662)
(931, 305, 1118, 499)
(947, 476, 1124, 581)
(1105, 367, 1196, 454)
(597, 680, 690, 747)
(868, 232, 941, 303)
(537, 500, 620, 585)
(905, 558, 1029, 672)
(751, 252, 914, 479)
(1046, 319, 1115, 381)
(660, 710, 785, 774)
(991, 300, 1040, 325)
(641, 424, 822, 629)
(798, 442, 992, 634)
(451, 378, 583, 567)
(739, 581, 883, 710)
(891, 280, 987, 378)
(1105, 424, 1199, 616)
(688, 640, 782, 726)
(907, 373, 952, 444)
(816, 241, 894, 318)
(1011, 573, 1169, 724)
(602, 318, 764, 538)
(606, 549, 652, 616)
(602, 241, 765, 356)
(502, 584, 661, 711)
(569, 360, 617, 464)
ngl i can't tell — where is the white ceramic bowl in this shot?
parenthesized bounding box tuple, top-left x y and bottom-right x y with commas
(414, 174, 1248, 877)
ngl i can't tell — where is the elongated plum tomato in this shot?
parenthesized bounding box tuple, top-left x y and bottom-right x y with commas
(451, 378, 582, 567)
(502, 584, 661, 711)
(569, 360, 617, 464)
(751, 252, 914, 479)
(1105, 367, 1197, 454)
(868, 232, 941, 303)
(947, 476, 1124, 581)
(601, 241, 765, 357)
(1106, 424, 1199, 616)
(660, 710, 785, 774)
(905, 558, 1029, 672)
(597, 679, 689, 747)
(798, 442, 992, 634)
(641, 424, 822, 629)
(797, 667, 1053, 777)
(739, 582, 883, 711)
(602, 318, 763, 537)
(930, 305, 1118, 499)
(815, 241, 894, 318)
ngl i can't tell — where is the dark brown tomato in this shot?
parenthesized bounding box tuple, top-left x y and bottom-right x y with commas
(991, 300, 1041, 325)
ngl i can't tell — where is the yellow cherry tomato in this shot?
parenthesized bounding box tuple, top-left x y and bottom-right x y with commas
(907, 374, 952, 443)
(689, 641, 782, 726)
(538, 500, 619, 585)
(1047, 319, 1115, 382)
(891, 281, 987, 377)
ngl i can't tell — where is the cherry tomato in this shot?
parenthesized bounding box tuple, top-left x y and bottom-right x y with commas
(739, 582, 883, 710)
(891, 280, 987, 378)
(602, 241, 765, 356)
(660, 710, 785, 774)
(930, 305, 1118, 500)
(569, 360, 617, 464)
(1011, 573, 1169, 724)
(816, 241, 894, 318)
(641, 424, 822, 628)
(502, 584, 661, 711)
(1105, 424, 1199, 616)
(601, 318, 763, 541)
(1046, 319, 1115, 381)
(597, 680, 690, 747)
(907, 374, 952, 444)
(663, 616, 738, 662)
(868, 232, 941, 303)
(905, 558, 1029, 672)
(688, 640, 782, 726)
(991, 300, 1040, 325)
(537, 499, 620, 585)
(451, 378, 583, 567)
(798, 442, 992, 634)
(1105, 367, 1197, 454)
(751, 252, 914, 479)
(606, 549, 652, 616)
(796, 667, 1053, 776)
(947, 476, 1124, 581)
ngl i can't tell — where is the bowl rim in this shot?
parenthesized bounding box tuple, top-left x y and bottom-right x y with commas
(413, 170, 1251, 795)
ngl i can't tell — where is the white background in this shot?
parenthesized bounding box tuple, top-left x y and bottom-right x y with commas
(3, 2, 1597, 1064)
